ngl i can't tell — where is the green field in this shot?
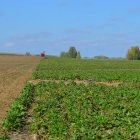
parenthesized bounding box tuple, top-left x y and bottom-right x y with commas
(33, 58, 140, 82)
(2, 58, 140, 139)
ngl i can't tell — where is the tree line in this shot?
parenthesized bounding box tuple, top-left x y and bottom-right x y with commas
(60, 46, 140, 60)
(60, 47, 81, 59)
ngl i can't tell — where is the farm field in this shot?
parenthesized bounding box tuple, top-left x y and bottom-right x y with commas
(0, 55, 41, 136)
(0, 55, 41, 63)
(33, 58, 140, 82)
(1, 58, 140, 139)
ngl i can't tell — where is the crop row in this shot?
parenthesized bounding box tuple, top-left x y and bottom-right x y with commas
(3, 83, 34, 131)
(30, 81, 140, 139)
(32, 69, 140, 83)
(36, 58, 140, 70)
(32, 59, 140, 83)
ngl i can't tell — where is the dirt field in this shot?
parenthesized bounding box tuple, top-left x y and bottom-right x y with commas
(0, 56, 41, 129)
(0, 55, 41, 63)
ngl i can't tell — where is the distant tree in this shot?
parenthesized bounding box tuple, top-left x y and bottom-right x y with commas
(68, 46, 77, 58)
(76, 51, 81, 59)
(60, 47, 81, 59)
(94, 55, 109, 60)
(60, 51, 69, 58)
(133, 51, 140, 60)
(126, 46, 140, 60)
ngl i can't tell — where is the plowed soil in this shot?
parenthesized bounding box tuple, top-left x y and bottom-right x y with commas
(0, 56, 41, 131)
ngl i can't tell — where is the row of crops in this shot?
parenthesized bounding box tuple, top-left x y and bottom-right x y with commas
(30, 82, 140, 139)
(33, 58, 140, 82)
(1, 58, 140, 139)
(36, 58, 140, 70)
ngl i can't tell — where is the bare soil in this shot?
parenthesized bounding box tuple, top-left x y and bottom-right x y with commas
(0, 56, 41, 133)
(29, 79, 121, 87)
(0, 55, 41, 63)
(10, 133, 37, 140)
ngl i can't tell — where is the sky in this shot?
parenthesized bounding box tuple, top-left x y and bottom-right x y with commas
(0, 0, 140, 57)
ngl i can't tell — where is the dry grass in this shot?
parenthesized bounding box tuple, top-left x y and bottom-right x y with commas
(0, 56, 41, 129)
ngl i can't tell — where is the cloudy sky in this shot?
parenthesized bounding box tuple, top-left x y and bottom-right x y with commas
(0, 0, 140, 57)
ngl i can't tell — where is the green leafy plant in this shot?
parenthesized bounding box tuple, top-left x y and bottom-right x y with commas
(3, 83, 34, 131)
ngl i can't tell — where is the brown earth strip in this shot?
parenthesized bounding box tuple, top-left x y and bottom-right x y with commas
(0, 56, 41, 63)
(29, 79, 121, 87)
(10, 133, 37, 140)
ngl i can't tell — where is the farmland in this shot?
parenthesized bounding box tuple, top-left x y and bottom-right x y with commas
(1, 57, 140, 139)
(0, 55, 41, 138)
(33, 58, 140, 83)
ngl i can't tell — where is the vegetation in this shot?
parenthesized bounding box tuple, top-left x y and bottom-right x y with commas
(68, 46, 77, 58)
(30, 58, 140, 139)
(30, 81, 140, 139)
(60, 47, 81, 58)
(3, 83, 34, 131)
(94, 55, 109, 60)
(33, 58, 140, 82)
(60, 51, 69, 58)
(126, 46, 140, 60)
(76, 51, 81, 59)
(0, 135, 9, 140)
(1, 57, 140, 139)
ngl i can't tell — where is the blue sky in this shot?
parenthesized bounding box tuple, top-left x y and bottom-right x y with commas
(0, 0, 140, 57)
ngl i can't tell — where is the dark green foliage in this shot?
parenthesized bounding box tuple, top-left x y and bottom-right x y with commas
(60, 47, 81, 58)
(0, 135, 9, 140)
(68, 46, 77, 58)
(133, 51, 140, 60)
(3, 83, 34, 131)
